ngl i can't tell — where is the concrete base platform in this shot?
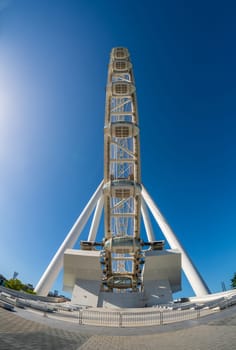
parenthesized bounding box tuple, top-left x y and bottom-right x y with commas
(63, 248, 181, 308)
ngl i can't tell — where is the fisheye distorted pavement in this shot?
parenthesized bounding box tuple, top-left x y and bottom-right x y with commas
(0, 306, 236, 350)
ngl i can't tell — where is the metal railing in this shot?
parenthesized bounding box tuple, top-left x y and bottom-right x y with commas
(53, 293, 236, 327)
(1, 286, 236, 328)
(54, 307, 216, 327)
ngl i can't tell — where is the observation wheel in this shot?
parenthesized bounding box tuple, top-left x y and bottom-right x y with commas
(35, 47, 209, 302)
(102, 47, 143, 292)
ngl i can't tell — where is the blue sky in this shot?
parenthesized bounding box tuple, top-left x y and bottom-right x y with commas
(0, 0, 235, 298)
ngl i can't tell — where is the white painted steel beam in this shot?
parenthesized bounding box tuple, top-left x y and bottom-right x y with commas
(88, 195, 104, 241)
(34, 181, 104, 296)
(141, 197, 155, 242)
(141, 185, 210, 297)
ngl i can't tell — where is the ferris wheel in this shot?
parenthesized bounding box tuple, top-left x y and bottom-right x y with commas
(102, 47, 143, 291)
(35, 48, 210, 304)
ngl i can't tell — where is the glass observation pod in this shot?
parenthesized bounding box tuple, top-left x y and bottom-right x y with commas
(104, 236, 141, 254)
(103, 275, 141, 289)
(105, 121, 139, 138)
(103, 180, 142, 198)
(112, 47, 129, 59)
(112, 60, 132, 73)
(112, 81, 135, 96)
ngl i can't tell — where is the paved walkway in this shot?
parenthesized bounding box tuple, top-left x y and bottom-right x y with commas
(0, 306, 236, 349)
(0, 308, 89, 350)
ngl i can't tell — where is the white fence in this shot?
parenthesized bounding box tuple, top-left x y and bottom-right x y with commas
(1, 287, 236, 328)
(55, 307, 216, 327)
(54, 293, 236, 327)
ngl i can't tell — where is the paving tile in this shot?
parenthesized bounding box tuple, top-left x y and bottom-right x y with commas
(1, 306, 236, 350)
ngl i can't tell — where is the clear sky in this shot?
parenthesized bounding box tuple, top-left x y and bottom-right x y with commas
(0, 0, 235, 298)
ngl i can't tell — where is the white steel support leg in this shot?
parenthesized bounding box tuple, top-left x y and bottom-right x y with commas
(34, 181, 104, 296)
(141, 185, 210, 297)
(88, 195, 104, 241)
(141, 197, 155, 242)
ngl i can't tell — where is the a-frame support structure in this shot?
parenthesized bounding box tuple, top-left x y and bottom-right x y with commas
(34, 181, 210, 297)
(35, 47, 210, 301)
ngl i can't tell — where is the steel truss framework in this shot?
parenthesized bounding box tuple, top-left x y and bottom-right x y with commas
(35, 48, 210, 298)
